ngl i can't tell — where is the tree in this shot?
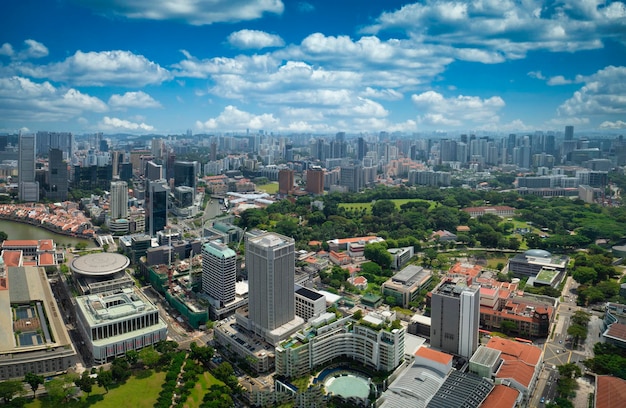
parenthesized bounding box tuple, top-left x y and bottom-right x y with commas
(110, 357, 131, 383)
(25, 372, 44, 398)
(501, 320, 517, 335)
(364, 242, 392, 269)
(45, 374, 77, 403)
(0, 380, 25, 403)
(96, 369, 113, 393)
(352, 310, 363, 320)
(125, 350, 139, 367)
(572, 266, 597, 285)
(76, 371, 94, 397)
(571, 310, 591, 326)
(372, 200, 396, 218)
(139, 346, 161, 368)
(567, 324, 588, 345)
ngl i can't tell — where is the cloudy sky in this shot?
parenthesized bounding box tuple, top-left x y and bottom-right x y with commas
(1, 0, 625, 135)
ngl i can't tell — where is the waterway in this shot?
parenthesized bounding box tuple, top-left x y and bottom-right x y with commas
(0, 219, 95, 247)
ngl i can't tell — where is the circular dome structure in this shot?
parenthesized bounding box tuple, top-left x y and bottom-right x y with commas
(524, 249, 552, 258)
(70, 252, 130, 277)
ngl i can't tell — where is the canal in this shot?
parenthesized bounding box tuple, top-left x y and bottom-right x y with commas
(0, 219, 95, 247)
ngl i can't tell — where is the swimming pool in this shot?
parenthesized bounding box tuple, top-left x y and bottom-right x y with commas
(324, 373, 370, 399)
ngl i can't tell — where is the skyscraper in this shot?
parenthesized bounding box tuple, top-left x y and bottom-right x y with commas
(430, 279, 480, 358)
(110, 180, 129, 220)
(18, 134, 39, 202)
(46, 148, 68, 202)
(565, 125, 574, 141)
(278, 168, 294, 195)
(246, 232, 297, 341)
(173, 161, 197, 200)
(202, 240, 237, 307)
(146, 180, 169, 236)
(305, 166, 324, 194)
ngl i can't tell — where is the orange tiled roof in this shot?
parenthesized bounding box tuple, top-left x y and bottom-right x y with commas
(481, 385, 519, 408)
(3, 240, 38, 247)
(596, 376, 626, 408)
(414, 346, 453, 366)
(38, 252, 55, 266)
(487, 337, 542, 388)
(39, 239, 54, 251)
(3, 251, 22, 267)
(23, 261, 37, 266)
(332, 236, 379, 244)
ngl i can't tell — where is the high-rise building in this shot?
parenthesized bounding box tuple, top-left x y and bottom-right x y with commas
(306, 166, 324, 194)
(46, 148, 68, 202)
(339, 165, 363, 192)
(110, 181, 129, 220)
(357, 137, 368, 161)
(18, 134, 39, 202)
(146, 180, 169, 236)
(565, 125, 574, 141)
(36, 131, 72, 158)
(202, 240, 237, 307)
(246, 232, 297, 341)
(145, 160, 163, 181)
(173, 161, 197, 200)
(278, 168, 294, 195)
(430, 279, 480, 358)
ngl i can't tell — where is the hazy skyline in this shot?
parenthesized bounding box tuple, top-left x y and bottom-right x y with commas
(1, 0, 625, 135)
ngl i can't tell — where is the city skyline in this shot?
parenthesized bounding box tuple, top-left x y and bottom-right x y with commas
(1, 0, 625, 135)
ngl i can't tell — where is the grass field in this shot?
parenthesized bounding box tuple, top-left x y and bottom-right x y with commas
(183, 371, 224, 408)
(256, 182, 279, 194)
(25, 370, 165, 408)
(340, 199, 435, 214)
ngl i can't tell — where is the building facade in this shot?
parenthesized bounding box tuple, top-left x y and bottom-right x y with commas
(431, 279, 480, 358)
(110, 180, 129, 220)
(146, 180, 169, 236)
(202, 240, 237, 307)
(18, 134, 39, 202)
(46, 148, 69, 202)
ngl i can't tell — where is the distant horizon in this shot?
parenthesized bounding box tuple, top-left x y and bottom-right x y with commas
(2, 1, 625, 135)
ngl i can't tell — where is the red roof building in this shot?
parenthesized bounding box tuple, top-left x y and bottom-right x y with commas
(595, 375, 626, 408)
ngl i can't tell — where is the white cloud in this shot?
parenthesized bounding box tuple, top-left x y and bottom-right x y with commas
(363, 0, 626, 58)
(0, 76, 107, 122)
(600, 120, 626, 129)
(227, 29, 284, 49)
(76, 0, 284, 25)
(100, 116, 154, 131)
(547, 75, 572, 86)
(297, 2, 315, 13)
(411, 90, 505, 127)
(195, 105, 279, 131)
(527, 71, 546, 80)
(360, 87, 403, 101)
(18, 50, 171, 87)
(0, 43, 14, 57)
(0, 39, 48, 60)
(557, 66, 626, 117)
(109, 91, 162, 109)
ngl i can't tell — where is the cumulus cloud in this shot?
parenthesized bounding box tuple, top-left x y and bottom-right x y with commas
(557, 66, 626, 117)
(360, 87, 403, 101)
(411, 90, 505, 127)
(74, 0, 284, 25)
(600, 120, 626, 129)
(297, 2, 315, 13)
(0, 76, 107, 122)
(362, 0, 626, 59)
(227, 29, 284, 49)
(547, 75, 573, 86)
(527, 71, 546, 80)
(0, 39, 48, 60)
(109, 91, 162, 109)
(18, 50, 171, 87)
(100, 116, 154, 131)
(195, 105, 279, 131)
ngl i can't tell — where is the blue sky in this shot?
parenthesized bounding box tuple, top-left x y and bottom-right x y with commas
(1, 0, 625, 135)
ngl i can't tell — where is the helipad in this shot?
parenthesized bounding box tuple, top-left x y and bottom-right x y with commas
(70, 253, 130, 277)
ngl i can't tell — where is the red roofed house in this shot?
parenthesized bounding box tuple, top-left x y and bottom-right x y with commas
(348, 275, 368, 290)
(481, 384, 520, 408)
(414, 346, 453, 374)
(329, 250, 350, 266)
(485, 337, 542, 404)
(595, 375, 626, 408)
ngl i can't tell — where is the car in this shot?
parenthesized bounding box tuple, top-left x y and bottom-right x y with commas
(540, 397, 545, 404)
(557, 350, 560, 353)
(559, 340, 562, 344)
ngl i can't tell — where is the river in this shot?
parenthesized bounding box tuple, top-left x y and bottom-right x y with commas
(0, 219, 95, 247)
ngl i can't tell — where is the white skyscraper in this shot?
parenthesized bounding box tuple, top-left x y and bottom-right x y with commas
(202, 240, 237, 306)
(18, 134, 39, 202)
(246, 231, 301, 343)
(110, 180, 128, 220)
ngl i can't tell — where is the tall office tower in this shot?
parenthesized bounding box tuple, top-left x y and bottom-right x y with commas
(565, 125, 574, 141)
(210, 141, 218, 161)
(440, 139, 457, 163)
(305, 166, 324, 194)
(247, 232, 296, 341)
(145, 160, 163, 181)
(173, 161, 197, 194)
(46, 148, 68, 201)
(202, 240, 237, 307)
(151, 138, 164, 159)
(110, 180, 129, 220)
(339, 165, 363, 192)
(430, 279, 480, 358)
(284, 144, 294, 162)
(146, 180, 169, 236)
(36, 131, 73, 158)
(278, 169, 294, 195)
(357, 137, 368, 161)
(18, 134, 39, 202)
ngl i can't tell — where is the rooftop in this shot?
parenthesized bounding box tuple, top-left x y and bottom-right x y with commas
(392, 264, 429, 286)
(596, 376, 626, 408)
(605, 322, 626, 341)
(70, 252, 130, 277)
(428, 370, 494, 408)
(481, 384, 520, 408)
(414, 346, 453, 366)
(295, 286, 324, 301)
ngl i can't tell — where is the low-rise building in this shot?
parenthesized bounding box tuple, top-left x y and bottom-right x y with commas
(382, 265, 432, 308)
(507, 249, 568, 279)
(387, 246, 414, 270)
(75, 288, 168, 364)
(294, 286, 326, 323)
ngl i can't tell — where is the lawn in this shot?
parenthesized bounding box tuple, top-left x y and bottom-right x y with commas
(25, 370, 165, 408)
(340, 199, 435, 214)
(183, 371, 224, 408)
(256, 182, 279, 194)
